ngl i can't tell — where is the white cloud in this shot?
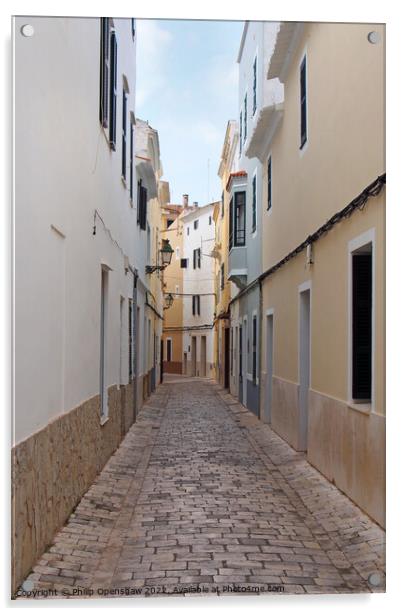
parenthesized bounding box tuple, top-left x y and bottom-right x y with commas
(136, 20, 173, 108)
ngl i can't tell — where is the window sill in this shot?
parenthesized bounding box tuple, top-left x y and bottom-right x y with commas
(347, 401, 372, 415)
(100, 415, 110, 426)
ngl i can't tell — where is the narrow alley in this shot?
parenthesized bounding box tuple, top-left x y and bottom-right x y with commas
(18, 376, 385, 599)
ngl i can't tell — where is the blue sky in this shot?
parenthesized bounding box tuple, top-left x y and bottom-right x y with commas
(136, 19, 244, 205)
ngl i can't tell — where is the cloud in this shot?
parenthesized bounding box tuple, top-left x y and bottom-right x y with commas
(136, 20, 173, 108)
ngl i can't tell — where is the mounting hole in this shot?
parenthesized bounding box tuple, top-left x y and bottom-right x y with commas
(367, 31, 380, 44)
(21, 24, 34, 37)
(368, 572, 385, 587)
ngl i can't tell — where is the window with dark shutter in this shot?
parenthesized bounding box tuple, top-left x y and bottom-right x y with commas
(128, 299, 133, 380)
(131, 18, 136, 39)
(129, 122, 134, 200)
(267, 156, 272, 211)
(194, 220, 199, 230)
(167, 339, 172, 362)
(253, 57, 257, 115)
(244, 93, 248, 142)
(197, 295, 201, 315)
(220, 264, 225, 290)
(234, 191, 246, 246)
(99, 18, 110, 127)
(193, 249, 197, 270)
(300, 56, 307, 148)
(192, 295, 195, 315)
(239, 111, 242, 155)
(180, 258, 188, 269)
(252, 175, 257, 232)
(252, 316, 257, 383)
(352, 252, 372, 400)
(109, 30, 117, 149)
(122, 88, 127, 179)
(197, 248, 201, 269)
(137, 180, 147, 230)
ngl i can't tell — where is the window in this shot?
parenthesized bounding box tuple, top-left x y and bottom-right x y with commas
(267, 156, 272, 211)
(252, 174, 257, 232)
(253, 56, 257, 115)
(167, 218, 174, 228)
(193, 248, 201, 269)
(209, 216, 212, 225)
(99, 18, 110, 127)
(109, 29, 117, 149)
(180, 258, 188, 269)
(239, 111, 242, 155)
(221, 191, 224, 218)
(252, 316, 257, 383)
(131, 18, 136, 39)
(352, 247, 372, 401)
(187, 226, 190, 236)
(122, 88, 127, 179)
(194, 220, 199, 230)
(229, 191, 246, 248)
(243, 93, 247, 142)
(192, 295, 201, 316)
(167, 338, 172, 362)
(300, 55, 307, 148)
(220, 263, 225, 290)
(129, 121, 134, 201)
(137, 179, 147, 230)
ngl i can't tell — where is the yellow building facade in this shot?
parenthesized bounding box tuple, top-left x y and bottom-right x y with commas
(161, 203, 185, 375)
(252, 23, 385, 526)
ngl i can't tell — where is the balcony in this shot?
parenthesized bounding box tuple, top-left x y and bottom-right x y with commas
(228, 244, 247, 290)
(245, 79, 284, 163)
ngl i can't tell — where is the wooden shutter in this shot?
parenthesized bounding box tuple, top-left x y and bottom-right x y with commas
(193, 249, 196, 269)
(192, 295, 195, 315)
(99, 18, 109, 127)
(129, 123, 134, 200)
(128, 300, 133, 380)
(197, 295, 201, 316)
(122, 90, 127, 178)
(109, 30, 117, 149)
(300, 56, 307, 147)
(252, 175, 257, 232)
(139, 186, 147, 230)
(352, 254, 372, 399)
(267, 157, 272, 211)
(253, 57, 257, 114)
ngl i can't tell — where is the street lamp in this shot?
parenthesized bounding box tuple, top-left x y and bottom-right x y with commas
(146, 239, 174, 274)
(164, 293, 174, 310)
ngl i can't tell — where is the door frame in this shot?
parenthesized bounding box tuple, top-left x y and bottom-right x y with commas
(298, 280, 312, 451)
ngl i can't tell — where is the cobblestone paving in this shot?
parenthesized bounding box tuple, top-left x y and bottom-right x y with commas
(17, 376, 385, 599)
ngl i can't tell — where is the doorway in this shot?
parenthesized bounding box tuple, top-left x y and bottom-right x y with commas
(224, 328, 230, 389)
(265, 312, 274, 423)
(200, 336, 207, 377)
(191, 336, 197, 376)
(299, 287, 311, 451)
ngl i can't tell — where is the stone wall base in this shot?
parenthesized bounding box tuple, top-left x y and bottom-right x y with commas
(271, 376, 302, 450)
(12, 381, 135, 593)
(308, 389, 385, 528)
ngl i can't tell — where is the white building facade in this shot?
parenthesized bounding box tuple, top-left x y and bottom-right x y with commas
(12, 16, 164, 591)
(181, 204, 216, 378)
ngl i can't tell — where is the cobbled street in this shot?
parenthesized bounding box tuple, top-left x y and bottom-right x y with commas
(18, 376, 385, 599)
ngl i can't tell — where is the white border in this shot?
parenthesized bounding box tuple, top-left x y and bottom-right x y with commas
(347, 227, 376, 411)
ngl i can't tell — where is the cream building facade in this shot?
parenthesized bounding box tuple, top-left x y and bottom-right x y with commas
(247, 22, 385, 527)
(13, 16, 166, 591)
(181, 203, 217, 378)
